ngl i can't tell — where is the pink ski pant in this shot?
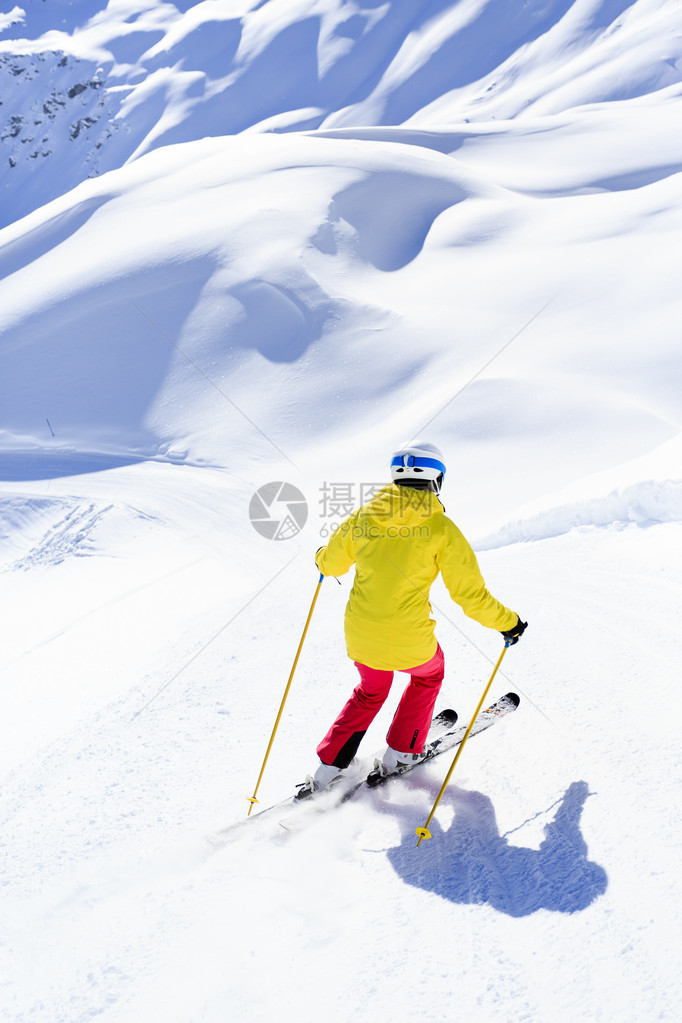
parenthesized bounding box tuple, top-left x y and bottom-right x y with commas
(316, 644, 445, 769)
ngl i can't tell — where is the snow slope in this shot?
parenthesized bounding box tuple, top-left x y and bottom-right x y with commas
(1, 2, 682, 1021)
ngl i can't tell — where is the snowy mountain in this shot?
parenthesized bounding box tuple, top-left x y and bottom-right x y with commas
(2, 0, 681, 225)
(1, 2, 682, 1021)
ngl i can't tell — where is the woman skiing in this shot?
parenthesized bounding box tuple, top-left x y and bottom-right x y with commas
(299, 441, 527, 795)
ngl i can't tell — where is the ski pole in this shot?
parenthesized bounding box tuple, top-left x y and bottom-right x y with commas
(416, 642, 509, 846)
(246, 573, 324, 815)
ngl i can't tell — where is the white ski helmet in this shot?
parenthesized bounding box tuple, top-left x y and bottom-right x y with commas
(390, 442, 446, 494)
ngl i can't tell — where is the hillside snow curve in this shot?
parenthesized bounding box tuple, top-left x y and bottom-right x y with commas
(2, 0, 682, 224)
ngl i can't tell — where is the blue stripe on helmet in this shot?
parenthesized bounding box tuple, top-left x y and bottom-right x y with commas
(390, 455, 446, 475)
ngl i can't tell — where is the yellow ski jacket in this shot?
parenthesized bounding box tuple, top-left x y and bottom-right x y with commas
(315, 483, 516, 670)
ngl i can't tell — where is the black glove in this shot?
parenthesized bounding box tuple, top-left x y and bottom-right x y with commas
(501, 616, 528, 646)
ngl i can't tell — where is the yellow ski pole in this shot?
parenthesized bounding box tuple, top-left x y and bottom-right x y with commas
(246, 573, 324, 815)
(416, 642, 509, 846)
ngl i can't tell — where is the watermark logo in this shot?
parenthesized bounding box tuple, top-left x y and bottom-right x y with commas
(250, 480, 434, 540)
(249, 481, 308, 540)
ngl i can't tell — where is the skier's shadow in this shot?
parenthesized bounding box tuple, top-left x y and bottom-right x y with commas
(386, 780, 607, 916)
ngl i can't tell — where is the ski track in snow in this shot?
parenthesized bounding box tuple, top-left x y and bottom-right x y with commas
(1, 1, 682, 1021)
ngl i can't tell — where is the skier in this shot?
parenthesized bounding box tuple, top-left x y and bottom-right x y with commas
(298, 442, 527, 796)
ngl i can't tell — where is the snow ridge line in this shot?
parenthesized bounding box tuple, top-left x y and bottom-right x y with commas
(476, 478, 682, 549)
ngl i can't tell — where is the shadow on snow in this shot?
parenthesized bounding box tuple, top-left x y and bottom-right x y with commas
(387, 780, 607, 916)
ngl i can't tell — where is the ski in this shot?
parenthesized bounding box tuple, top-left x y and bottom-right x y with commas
(275, 692, 519, 831)
(207, 708, 457, 846)
(208, 695, 519, 845)
(293, 706, 458, 804)
(364, 691, 519, 789)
